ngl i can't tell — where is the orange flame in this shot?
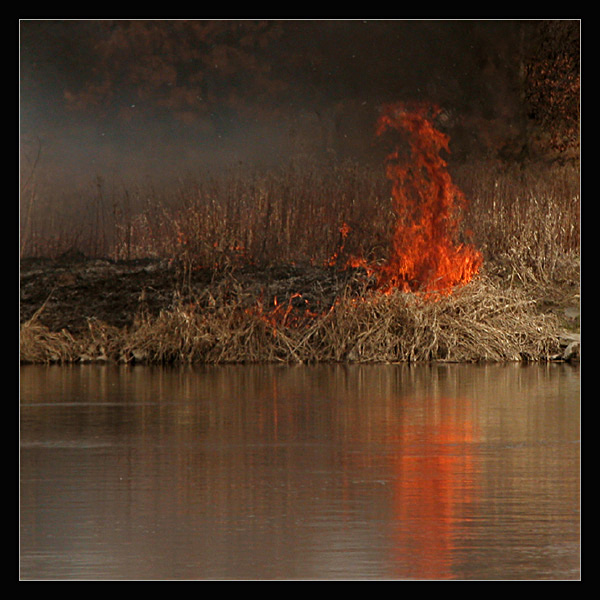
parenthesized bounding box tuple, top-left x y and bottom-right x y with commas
(372, 101, 482, 295)
(247, 292, 319, 336)
(325, 222, 351, 267)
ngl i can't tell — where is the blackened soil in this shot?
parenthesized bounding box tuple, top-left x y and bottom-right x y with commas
(20, 252, 371, 334)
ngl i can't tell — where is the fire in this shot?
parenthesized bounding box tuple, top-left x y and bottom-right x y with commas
(247, 292, 319, 336)
(371, 101, 482, 295)
(214, 103, 483, 342)
(325, 222, 351, 267)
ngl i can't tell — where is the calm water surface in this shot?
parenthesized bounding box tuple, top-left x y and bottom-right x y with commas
(20, 363, 580, 580)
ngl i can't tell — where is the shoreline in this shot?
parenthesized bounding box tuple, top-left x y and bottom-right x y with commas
(19, 254, 579, 366)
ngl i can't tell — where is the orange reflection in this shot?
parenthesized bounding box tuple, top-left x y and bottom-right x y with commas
(390, 398, 478, 579)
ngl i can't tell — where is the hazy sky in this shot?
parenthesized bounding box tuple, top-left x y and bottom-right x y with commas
(20, 20, 531, 184)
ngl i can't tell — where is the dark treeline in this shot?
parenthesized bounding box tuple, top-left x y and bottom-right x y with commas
(21, 20, 580, 172)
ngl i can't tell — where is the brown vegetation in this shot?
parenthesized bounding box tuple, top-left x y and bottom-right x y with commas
(19, 158, 579, 365)
(19, 270, 563, 365)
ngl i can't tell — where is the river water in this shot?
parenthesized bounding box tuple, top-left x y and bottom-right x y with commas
(20, 362, 580, 580)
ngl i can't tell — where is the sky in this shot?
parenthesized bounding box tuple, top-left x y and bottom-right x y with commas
(20, 19, 534, 187)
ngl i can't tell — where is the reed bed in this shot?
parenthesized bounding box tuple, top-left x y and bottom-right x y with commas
(21, 159, 579, 281)
(20, 274, 562, 365)
(20, 158, 578, 364)
(19, 305, 83, 364)
(20, 160, 393, 268)
(456, 160, 580, 294)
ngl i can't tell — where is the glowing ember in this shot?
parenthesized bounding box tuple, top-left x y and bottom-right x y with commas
(325, 222, 351, 267)
(372, 101, 482, 295)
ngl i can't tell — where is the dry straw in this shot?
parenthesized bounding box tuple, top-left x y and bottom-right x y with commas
(20, 274, 561, 365)
(19, 159, 578, 365)
(20, 300, 81, 364)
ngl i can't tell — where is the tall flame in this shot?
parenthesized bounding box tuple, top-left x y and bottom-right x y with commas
(373, 102, 482, 295)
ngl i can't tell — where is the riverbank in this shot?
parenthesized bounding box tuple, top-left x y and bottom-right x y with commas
(19, 252, 579, 365)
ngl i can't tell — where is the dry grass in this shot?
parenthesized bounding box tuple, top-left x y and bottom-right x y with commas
(20, 274, 562, 364)
(21, 159, 579, 282)
(20, 160, 393, 268)
(19, 302, 82, 364)
(20, 158, 578, 364)
(456, 160, 580, 292)
(312, 276, 561, 363)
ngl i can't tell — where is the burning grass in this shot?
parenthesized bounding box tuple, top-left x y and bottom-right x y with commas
(20, 105, 579, 365)
(20, 271, 563, 365)
(368, 102, 483, 293)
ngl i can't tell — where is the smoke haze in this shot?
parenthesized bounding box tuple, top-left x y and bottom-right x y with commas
(21, 20, 537, 187)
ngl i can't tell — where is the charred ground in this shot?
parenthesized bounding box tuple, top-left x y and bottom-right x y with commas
(19, 251, 370, 335)
(19, 250, 579, 365)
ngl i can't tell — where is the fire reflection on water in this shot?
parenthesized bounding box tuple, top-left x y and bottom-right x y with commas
(20, 363, 579, 580)
(388, 397, 477, 579)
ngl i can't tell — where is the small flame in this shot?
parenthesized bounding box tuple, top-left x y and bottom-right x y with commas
(247, 292, 318, 336)
(371, 101, 482, 296)
(325, 222, 351, 267)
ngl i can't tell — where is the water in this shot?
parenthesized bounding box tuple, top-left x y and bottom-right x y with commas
(20, 362, 580, 580)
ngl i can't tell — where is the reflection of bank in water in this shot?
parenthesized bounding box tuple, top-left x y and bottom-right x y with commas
(20, 361, 580, 579)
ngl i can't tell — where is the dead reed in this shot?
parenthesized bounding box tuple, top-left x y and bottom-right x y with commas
(19, 302, 82, 364)
(456, 160, 580, 296)
(20, 274, 562, 364)
(20, 160, 393, 268)
(21, 159, 579, 285)
(20, 158, 578, 364)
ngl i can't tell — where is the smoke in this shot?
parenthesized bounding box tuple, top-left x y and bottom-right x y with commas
(20, 20, 533, 189)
